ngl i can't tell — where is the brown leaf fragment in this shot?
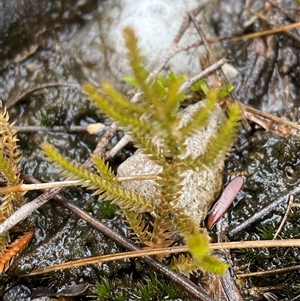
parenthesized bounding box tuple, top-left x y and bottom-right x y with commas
(206, 177, 244, 230)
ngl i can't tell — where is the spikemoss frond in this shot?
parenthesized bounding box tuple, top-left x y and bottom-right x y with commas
(122, 26, 188, 153)
(124, 209, 175, 253)
(0, 194, 14, 219)
(200, 254, 228, 275)
(0, 105, 22, 167)
(179, 92, 218, 138)
(153, 74, 186, 124)
(123, 210, 152, 243)
(130, 132, 165, 164)
(123, 27, 165, 104)
(0, 101, 26, 267)
(192, 101, 241, 169)
(0, 101, 25, 215)
(0, 234, 9, 258)
(42, 143, 153, 213)
(145, 214, 175, 251)
(92, 154, 115, 182)
(84, 83, 150, 131)
(173, 211, 228, 275)
(169, 254, 200, 277)
(45, 27, 240, 277)
(154, 163, 185, 208)
(0, 158, 25, 218)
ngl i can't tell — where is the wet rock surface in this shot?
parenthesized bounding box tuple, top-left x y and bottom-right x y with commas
(66, 0, 223, 91)
(227, 131, 300, 234)
(0, 0, 300, 300)
(213, 0, 300, 115)
(225, 131, 300, 300)
(0, 0, 101, 61)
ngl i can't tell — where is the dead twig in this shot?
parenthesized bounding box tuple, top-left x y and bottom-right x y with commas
(214, 216, 245, 301)
(150, 0, 210, 79)
(24, 237, 300, 276)
(179, 58, 229, 92)
(229, 186, 300, 237)
(189, 10, 251, 130)
(105, 133, 132, 158)
(20, 174, 215, 301)
(241, 102, 300, 137)
(10, 123, 105, 134)
(6, 82, 81, 109)
(237, 263, 300, 278)
(232, 22, 300, 42)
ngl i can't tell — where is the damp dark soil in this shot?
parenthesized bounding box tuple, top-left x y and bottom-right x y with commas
(0, 0, 300, 300)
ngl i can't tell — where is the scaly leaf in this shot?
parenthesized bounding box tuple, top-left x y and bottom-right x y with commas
(42, 143, 153, 214)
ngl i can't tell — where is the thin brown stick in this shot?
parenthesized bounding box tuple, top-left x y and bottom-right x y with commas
(105, 133, 132, 158)
(0, 121, 117, 236)
(20, 174, 215, 301)
(241, 102, 300, 137)
(0, 174, 158, 193)
(237, 264, 300, 278)
(189, 11, 217, 63)
(10, 123, 105, 134)
(179, 58, 228, 92)
(189, 10, 251, 130)
(232, 22, 300, 41)
(229, 186, 300, 236)
(25, 238, 300, 276)
(6, 82, 81, 109)
(216, 219, 244, 301)
(97, 123, 119, 160)
(273, 195, 294, 239)
(150, 1, 210, 79)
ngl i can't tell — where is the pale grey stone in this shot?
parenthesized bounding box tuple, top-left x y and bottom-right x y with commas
(66, 0, 236, 91)
(117, 101, 225, 223)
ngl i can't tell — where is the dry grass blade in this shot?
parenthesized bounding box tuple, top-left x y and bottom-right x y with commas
(273, 195, 294, 239)
(238, 264, 300, 278)
(25, 238, 300, 276)
(10, 123, 105, 134)
(232, 22, 300, 41)
(0, 175, 158, 193)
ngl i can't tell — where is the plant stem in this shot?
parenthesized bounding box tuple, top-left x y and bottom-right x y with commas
(21, 173, 215, 301)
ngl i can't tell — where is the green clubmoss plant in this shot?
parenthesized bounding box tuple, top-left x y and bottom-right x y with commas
(0, 101, 26, 260)
(42, 27, 240, 276)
